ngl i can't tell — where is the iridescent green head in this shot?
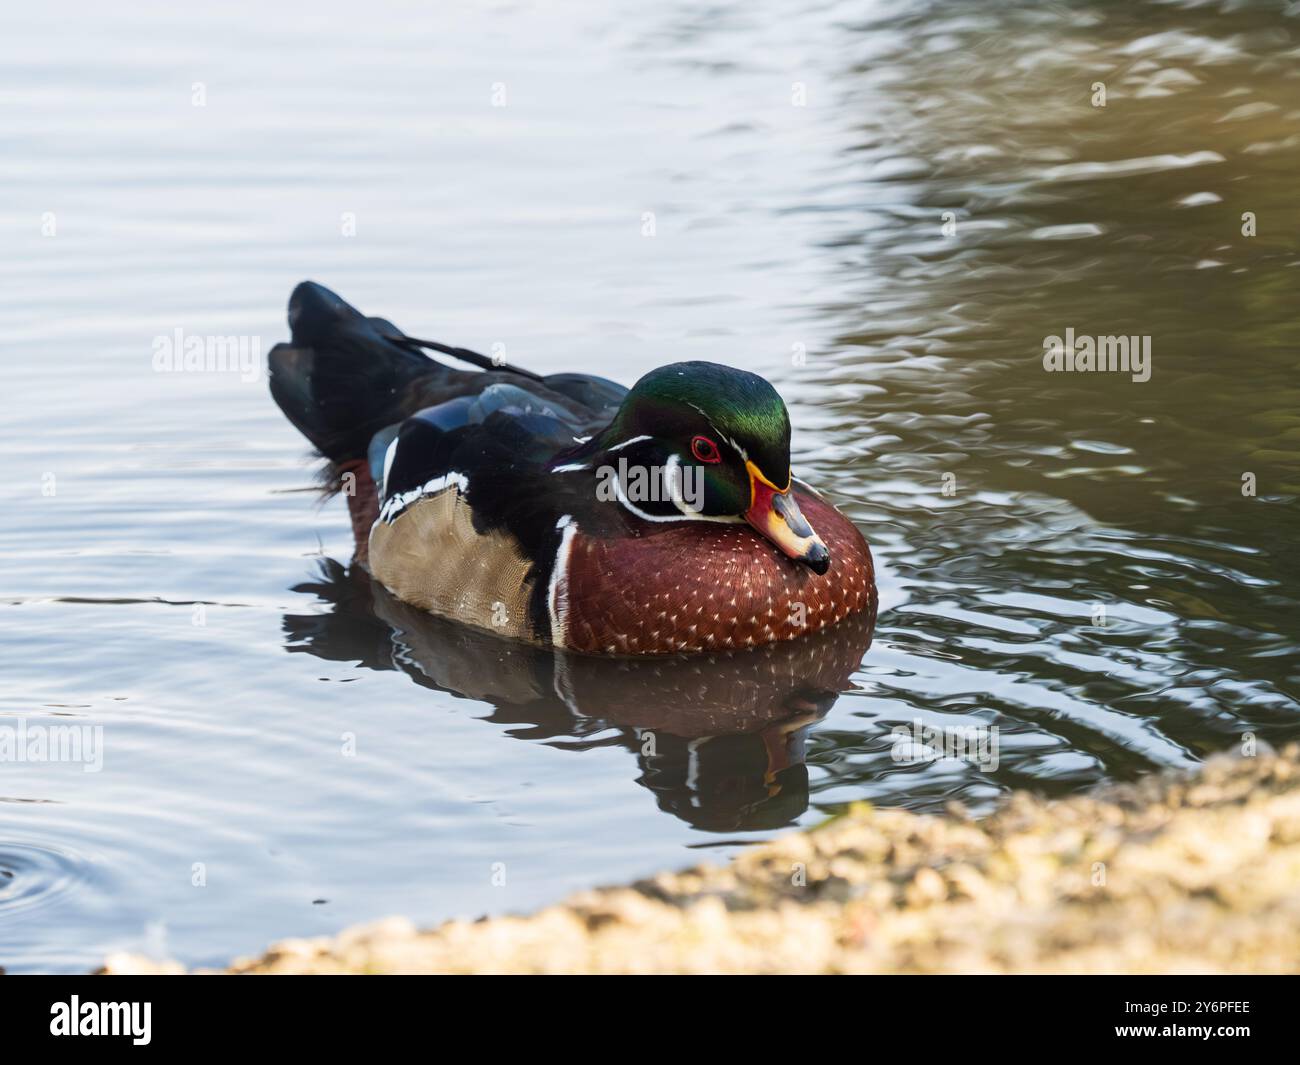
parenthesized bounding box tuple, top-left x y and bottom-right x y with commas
(598, 361, 828, 573)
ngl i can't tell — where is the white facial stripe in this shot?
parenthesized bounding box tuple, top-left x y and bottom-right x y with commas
(685, 403, 750, 464)
(664, 454, 702, 517)
(610, 461, 743, 525)
(718, 431, 748, 461)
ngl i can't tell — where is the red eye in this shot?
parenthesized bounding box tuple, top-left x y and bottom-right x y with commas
(691, 435, 721, 464)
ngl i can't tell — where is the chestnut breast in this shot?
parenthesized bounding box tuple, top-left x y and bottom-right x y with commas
(557, 490, 875, 655)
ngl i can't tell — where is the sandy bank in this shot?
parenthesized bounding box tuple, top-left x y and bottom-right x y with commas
(102, 745, 1300, 974)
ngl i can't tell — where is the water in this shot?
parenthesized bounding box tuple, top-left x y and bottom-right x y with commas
(2, 0, 1298, 972)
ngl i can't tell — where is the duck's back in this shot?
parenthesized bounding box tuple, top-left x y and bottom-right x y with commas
(268, 282, 627, 643)
(269, 281, 626, 466)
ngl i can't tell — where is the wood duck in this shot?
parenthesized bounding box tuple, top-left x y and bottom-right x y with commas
(270, 282, 875, 655)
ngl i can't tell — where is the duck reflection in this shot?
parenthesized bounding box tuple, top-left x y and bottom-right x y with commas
(282, 560, 875, 832)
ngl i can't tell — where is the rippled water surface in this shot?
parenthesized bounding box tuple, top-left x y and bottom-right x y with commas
(3, 0, 1298, 972)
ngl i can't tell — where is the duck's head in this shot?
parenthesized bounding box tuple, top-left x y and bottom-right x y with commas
(595, 361, 830, 574)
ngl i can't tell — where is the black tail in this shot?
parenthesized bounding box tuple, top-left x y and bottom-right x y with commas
(268, 282, 440, 465)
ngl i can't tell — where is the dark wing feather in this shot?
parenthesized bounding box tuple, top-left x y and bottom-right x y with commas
(269, 281, 629, 472)
(269, 282, 442, 462)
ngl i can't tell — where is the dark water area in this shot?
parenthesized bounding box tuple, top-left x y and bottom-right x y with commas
(2, 0, 1297, 971)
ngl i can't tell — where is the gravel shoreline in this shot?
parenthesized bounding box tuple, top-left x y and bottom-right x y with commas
(102, 745, 1300, 974)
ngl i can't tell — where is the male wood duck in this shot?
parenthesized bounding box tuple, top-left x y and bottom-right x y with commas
(270, 281, 875, 655)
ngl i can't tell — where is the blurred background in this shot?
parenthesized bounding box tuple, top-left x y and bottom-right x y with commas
(1, 0, 1297, 972)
